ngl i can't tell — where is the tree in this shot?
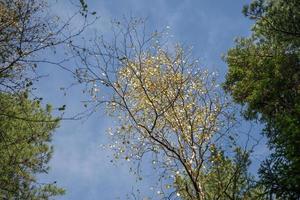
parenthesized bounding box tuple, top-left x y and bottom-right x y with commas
(0, 92, 64, 199)
(223, 0, 300, 198)
(0, 0, 92, 198)
(0, 0, 90, 95)
(175, 148, 265, 200)
(72, 19, 262, 200)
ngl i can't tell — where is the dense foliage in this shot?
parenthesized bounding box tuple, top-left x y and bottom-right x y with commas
(224, 0, 300, 198)
(0, 93, 64, 199)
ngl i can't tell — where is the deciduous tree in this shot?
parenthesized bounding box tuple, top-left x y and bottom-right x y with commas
(0, 0, 90, 95)
(73, 19, 262, 200)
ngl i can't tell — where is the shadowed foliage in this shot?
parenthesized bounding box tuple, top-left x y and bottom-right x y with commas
(224, 0, 300, 198)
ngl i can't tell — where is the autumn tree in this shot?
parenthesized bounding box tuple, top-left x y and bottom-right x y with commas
(224, 0, 300, 198)
(0, 0, 91, 95)
(72, 19, 263, 200)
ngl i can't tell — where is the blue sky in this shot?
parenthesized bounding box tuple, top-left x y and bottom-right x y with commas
(36, 0, 269, 199)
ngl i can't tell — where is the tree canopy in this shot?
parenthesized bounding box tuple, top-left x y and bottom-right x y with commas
(2, 0, 299, 199)
(0, 93, 64, 199)
(0, 0, 89, 198)
(224, 0, 300, 198)
(70, 19, 265, 200)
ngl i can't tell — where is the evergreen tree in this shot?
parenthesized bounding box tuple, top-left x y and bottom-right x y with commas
(0, 93, 64, 199)
(224, 0, 300, 198)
